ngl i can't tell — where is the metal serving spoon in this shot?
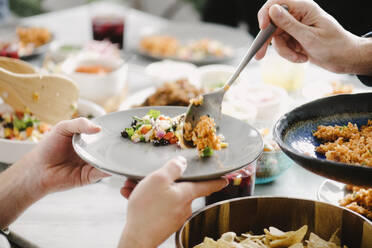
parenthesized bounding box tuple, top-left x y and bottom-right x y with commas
(185, 23, 276, 130)
(183, 21, 278, 139)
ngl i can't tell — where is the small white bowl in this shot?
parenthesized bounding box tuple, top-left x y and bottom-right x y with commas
(61, 54, 128, 105)
(145, 60, 196, 85)
(188, 64, 249, 90)
(222, 100, 257, 124)
(228, 84, 288, 123)
(0, 99, 106, 164)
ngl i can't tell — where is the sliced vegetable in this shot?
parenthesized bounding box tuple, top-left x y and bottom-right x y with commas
(163, 132, 174, 140)
(147, 109, 161, 119)
(125, 127, 135, 138)
(201, 147, 214, 157)
(141, 125, 152, 134)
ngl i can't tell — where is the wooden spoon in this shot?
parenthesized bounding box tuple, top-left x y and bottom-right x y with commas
(0, 56, 37, 74)
(0, 65, 79, 125)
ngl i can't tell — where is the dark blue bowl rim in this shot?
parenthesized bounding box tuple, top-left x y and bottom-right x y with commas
(273, 92, 372, 173)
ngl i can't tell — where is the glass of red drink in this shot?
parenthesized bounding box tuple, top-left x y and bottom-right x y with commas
(205, 161, 256, 205)
(90, 3, 126, 49)
(92, 16, 124, 49)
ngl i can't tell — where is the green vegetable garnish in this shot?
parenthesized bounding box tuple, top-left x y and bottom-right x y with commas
(125, 128, 134, 138)
(201, 147, 214, 157)
(133, 116, 143, 122)
(60, 45, 82, 52)
(213, 82, 225, 89)
(13, 115, 38, 131)
(140, 136, 145, 142)
(147, 109, 161, 119)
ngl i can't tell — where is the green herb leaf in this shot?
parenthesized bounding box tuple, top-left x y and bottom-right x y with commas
(140, 136, 145, 142)
(125, 128, 134, 138)
(147, 109, 161, 119)
(13, 118, 27, 131)
(202, 147, 214, 157)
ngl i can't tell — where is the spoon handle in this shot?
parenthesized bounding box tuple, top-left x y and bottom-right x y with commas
(224, 22, 277, 89)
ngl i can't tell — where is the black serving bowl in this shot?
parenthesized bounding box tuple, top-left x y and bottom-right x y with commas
(274, 93, 372, 187)
(175, 196, 372, 248)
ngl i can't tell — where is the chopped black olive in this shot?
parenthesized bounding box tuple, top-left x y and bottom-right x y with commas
(131, 119, 137, 127)
(121, 130, 129, 138)
(160, 139, 169, 145)
(0, 116, 3, 122)
(4, 122, 13, 129)
(153, 140, 161, 146)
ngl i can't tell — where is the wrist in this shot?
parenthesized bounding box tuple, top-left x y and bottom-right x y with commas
(13, 152, 49, 201)
(0, 153, 46, 229)
(350, 36, 372, 76)
(118, 224, 156, 248)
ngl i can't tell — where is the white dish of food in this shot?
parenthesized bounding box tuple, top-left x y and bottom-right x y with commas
(317, 179, 347, 205)
(0, 99, 106, 164)
(134, 22, 252, 64)
(226, 83, 288, 123)
(60, 54, 128, 105)
(145, 60, 197, 85)
(301, 80, 369, 101)
(187, 64, 250, 90)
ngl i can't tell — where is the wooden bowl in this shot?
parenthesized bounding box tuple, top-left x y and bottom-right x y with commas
(176, 196, 372, 248)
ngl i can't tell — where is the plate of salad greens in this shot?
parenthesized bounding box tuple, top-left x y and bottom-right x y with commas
(72, 106, 263, 181)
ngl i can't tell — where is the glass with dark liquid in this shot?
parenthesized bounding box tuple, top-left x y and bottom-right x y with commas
(205, 161, 256, 205)
(92, 16, 124, 49)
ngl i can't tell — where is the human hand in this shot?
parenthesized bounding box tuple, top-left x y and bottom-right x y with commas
(118, 157, 228, 248)
(27, 118, 110, 195)
(255, 0, 371, 75)
(0, 118, 110, 229)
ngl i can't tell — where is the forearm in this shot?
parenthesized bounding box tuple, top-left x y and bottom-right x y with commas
(0, 154, 45, 229)
(117, 224, 156, 248)
(351, 36, 372, 76)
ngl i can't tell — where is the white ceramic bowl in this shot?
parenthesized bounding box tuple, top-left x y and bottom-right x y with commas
(61, 54, 128, 105)
(187, 64, 249, 90)
(145, 60, 196, 85)
(227, 84, 288, 123)
(222, 100, 257, 124)
(0, 99, 106, 164)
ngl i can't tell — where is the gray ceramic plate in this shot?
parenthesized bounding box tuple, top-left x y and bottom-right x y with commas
(135, 22, 252, 65)
(73, 106, 263, 181)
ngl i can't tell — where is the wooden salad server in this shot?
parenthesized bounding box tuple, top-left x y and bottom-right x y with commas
(0, 56, 37, 74)
(0, 58, 79, 125)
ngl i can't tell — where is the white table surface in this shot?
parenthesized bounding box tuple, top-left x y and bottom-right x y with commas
(1, 2, 368, 248)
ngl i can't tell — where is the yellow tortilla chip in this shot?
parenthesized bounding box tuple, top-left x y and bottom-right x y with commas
(220, 232, 236, 243)
(269, 226, 307, 248)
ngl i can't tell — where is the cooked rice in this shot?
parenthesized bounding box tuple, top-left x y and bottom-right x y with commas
(190, 95, 203, 106)
(140, 35, 179, 57)
(184, 116, 223, 155)
(313, 120, 372, 166)
(339, 186, 372, 220)
(313, 121, 372, 220)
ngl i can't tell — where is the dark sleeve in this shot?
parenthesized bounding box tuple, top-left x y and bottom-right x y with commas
(201, 0, 239, 28)
(357, 32, 372, 86)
